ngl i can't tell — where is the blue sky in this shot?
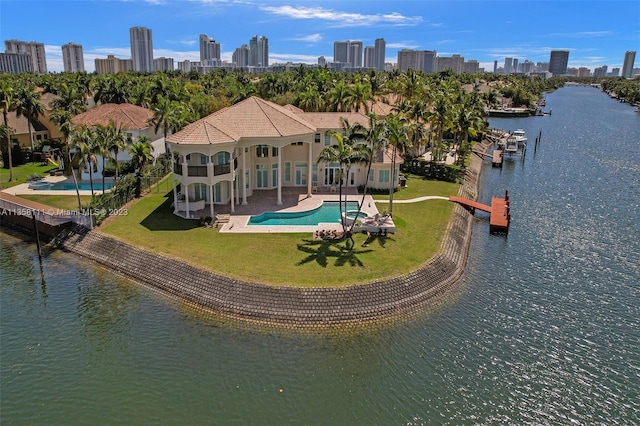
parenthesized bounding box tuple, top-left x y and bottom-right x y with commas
(1, 0, 638, 73)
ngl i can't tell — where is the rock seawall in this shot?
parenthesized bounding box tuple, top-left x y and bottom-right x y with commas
(54, 142, 489, 327)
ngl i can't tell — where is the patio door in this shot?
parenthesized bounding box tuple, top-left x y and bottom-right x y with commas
(256, 164, 268, 188)
(295, 162, 307, 186)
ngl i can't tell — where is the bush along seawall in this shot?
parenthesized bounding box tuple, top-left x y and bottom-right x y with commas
(47, 141, 490, 328)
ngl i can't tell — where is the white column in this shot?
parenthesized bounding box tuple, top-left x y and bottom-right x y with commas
(209, 184, 214, 217)
(173, 180, 178, 214)
(277, 146, 282, 205)
(234, 150, 240, 206)
(307, 141, 313, 197)
(230, 179, 235, 213)
(242, 147, 247, 205)
(185, 184, 190, 218)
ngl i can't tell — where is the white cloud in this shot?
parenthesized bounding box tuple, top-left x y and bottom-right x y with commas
(259, 5, 422, 27)
(387, 42, 419, 50)
(269, 52, 321, 64)
(288, 33, 323, 43)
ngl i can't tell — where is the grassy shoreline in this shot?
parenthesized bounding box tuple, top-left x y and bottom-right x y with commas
(95, 174, 459, 287)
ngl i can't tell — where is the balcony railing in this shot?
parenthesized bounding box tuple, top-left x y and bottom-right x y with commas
(187, 166, 208, 177)
(213, 163, 231, 176)
(173, 164, 183, 175)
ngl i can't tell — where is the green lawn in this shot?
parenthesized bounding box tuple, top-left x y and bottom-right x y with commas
(0, 163, 58, 189)
(19, 194, 92, 211)
(100, 175, 460, 287)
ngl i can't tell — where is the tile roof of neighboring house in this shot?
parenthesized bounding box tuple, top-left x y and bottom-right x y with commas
(167, 97, 317, 145)
(5, 112, 49, 135)
(71, 103, 153, 130)
(295, 111, 369, 130)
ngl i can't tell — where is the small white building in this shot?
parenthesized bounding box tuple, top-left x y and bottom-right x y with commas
(166, 97, 402, 218)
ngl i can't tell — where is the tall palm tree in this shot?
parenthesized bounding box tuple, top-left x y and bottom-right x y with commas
(71, 126, 97, 197)
(128, 137, 154, 175)
(348, 113, 388, 234)
(385, 113, 410, 217)
(93, 123, 114, 194)
(50, 108, 82, 211)
(0, 79, 18, 181)
(317, 119, 366, 237)
(15, 85, 44, 154)
(105, 121, 127, 182)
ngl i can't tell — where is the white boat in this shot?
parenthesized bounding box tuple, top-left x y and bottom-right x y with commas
(512, 129, 528, 146)
(504, 135, 519, 154)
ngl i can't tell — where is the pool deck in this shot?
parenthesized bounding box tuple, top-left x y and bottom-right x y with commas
(201, 188, 381, 234)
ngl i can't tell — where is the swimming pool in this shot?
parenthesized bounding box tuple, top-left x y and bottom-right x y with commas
(30, 181, 114, 191)
(248, 201, 359, 226)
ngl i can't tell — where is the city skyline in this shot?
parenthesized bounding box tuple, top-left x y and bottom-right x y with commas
(1, 0, 638, 73)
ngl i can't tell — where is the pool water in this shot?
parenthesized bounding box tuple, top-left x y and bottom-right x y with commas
(248, 201, 359, 226)
(50, 182, 114, 191)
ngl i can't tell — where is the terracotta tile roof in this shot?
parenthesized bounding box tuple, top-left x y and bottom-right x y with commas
(71, 103, 153, 130)
(295, 111, 369, 130)
(374, 146, 404, 164)
(167, 97, 316, 145)
(5, 112, 48, 135)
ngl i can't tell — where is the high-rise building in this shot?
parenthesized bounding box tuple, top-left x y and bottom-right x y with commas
(95, 55, 133, 74)
(374, 38, 386, 71)
(318, 56, 326, 67)
(154, 57, 174, 71)
(463, 60, 479, 74)
(504, 57, 513, 74)
(549, 50, 569, 76)
(348, 41, 363, 68)
(364, 46, 375, 68)
(233, 45, 249, 67)
(493, 60, 498, 73)
(333, 40, 364, 68)
(199, 34, 221, 61)
(397, 49, 423, 72)
(622, 51, 636, 78)
(422, 50, 437, 73)
(61, 42, 85, 72)
(129, 26, 154, 72)
(333, 41, 349, 65)
(437, 54, 464, 74)
(249, 35, 268, 67)
(4, 39, 47, 73)
(397, 49, 437, 73)
(513, 58, 519, 73)
(611, 68, 620, 77)
(0, 52, 33, 73)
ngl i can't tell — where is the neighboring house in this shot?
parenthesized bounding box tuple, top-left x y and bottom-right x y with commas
(166, 96, 403, 218)
(4, 111, 50, 150)
(71, 103, 165, 180)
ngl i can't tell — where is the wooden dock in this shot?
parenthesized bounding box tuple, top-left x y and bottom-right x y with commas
(449, 190, 511, 234)
(492, 150, 503, 167)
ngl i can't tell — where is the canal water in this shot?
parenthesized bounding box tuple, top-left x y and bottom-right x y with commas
(1, 86, 639, 424)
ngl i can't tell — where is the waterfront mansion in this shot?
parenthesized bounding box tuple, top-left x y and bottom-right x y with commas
(166, 96, 402, 218)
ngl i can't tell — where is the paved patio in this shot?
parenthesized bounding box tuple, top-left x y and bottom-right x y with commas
(176, 187, 381, 234)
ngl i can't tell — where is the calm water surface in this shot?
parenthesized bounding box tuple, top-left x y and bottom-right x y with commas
(2, 86, 639, 424)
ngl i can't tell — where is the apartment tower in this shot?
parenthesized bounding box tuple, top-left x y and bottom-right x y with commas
(374, 38, 386, 71)
(62, 42, 85, 72)
(4, 39, 47, 73)
(549, 50, 569, 76)
(199, 34, 221, 61)
(622, 51, 636, 78)
(129, 26, 154, 72)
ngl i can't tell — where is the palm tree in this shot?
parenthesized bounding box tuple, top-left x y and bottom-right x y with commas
(348, 113, 388, 234)
(128, 137, 154, 174)
(50, 108, 83, 212)
(385, 113, 410, 217)
(0, 79, 18, 181)
(317, 119, 366, 239)
(72, 126, 97, 197)
(105, 121, 127, 182)
(93, 123, 114, 194)
(15, 85, 44, 154)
